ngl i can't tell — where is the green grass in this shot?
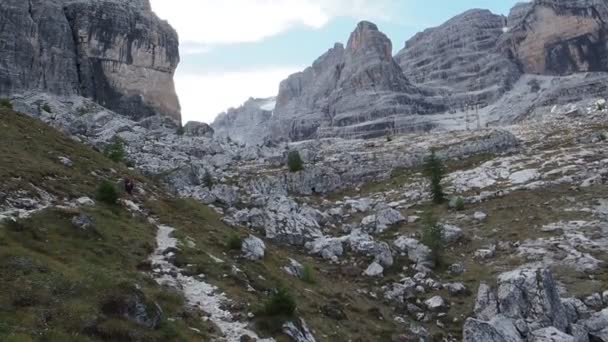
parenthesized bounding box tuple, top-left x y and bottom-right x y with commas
(0, 109, 211, 341)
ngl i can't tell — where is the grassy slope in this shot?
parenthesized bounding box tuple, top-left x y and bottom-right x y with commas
(0, 110, 210, 341)
(0, 110, 400, 341)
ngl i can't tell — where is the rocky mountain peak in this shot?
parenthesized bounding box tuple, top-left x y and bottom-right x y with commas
(347, 21, 392, 62)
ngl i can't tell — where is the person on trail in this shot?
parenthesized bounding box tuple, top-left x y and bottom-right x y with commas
(124, 177, 134, 196)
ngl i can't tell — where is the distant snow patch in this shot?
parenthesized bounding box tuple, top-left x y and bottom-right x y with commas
(502, 27, 509, 33)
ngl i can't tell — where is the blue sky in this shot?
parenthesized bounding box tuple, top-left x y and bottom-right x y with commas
(150, 0, 524, 123)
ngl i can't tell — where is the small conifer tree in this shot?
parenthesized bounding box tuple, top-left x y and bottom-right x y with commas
(424, 149, 445, 204)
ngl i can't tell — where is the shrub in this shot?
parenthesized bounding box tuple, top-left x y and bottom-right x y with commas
(176, 126, 185, 136)
(263, 287, 296, 317)
(287, 150, 304, 172)
(96, 181, 119, 205)
(227, 234, 242, 251)
(597, 100, 606, 111)
(41, 103, 52, 113)
(421, 212, 444, 267)
(452, 197, 465, 211)
(386, 134, 393, 142)
(0, 98, 13, 110)
(423, 149, 446, 204)
(203, 170, 214, 189)
(301, 264, 315, 284)
(104, 138, 126, 163)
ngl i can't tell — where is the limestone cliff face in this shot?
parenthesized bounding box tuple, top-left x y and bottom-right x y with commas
(0, 0, 181, 124)
(212, 98, 274, 146)
(271, 22, 442, 141)
(501, 0, 608, 75)
(395, 9, 521, 108)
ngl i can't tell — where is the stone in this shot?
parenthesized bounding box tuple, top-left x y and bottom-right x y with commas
(58, 156, 73, 167)
(562, 298, 592, 323)
(496, 268, 569, 332)
(581, 308, 608, 334)
(282, 319, 316, 342)
(283, 258, 305, 278)
(241, 235, 265, 261)
(475, 246, 497, 260)
(569, 324, 590, 342)
(463, 316, 523, 342)
(446, 283, 468, 296)
(76, 197, 95, 206)
(101, 285, 163, 329)
(448, 262, 466, 275)
(474, 212, 488, 221)
(71, 213, 93, 230)
(530, 327, 575, 342)
(425, 296, 447, 312)
(393, 236, 433, 268)
(183, 121, 214, 138)
(442, 224, 463, 243)
(584, 293, 604, 311)
(307, 237, 343, 261)
(384, 280, 417, 303)
(475, 283, 499, 321)
(363, 261, 384, 277)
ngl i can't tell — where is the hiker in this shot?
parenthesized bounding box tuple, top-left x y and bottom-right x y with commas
(124, 178, 134, 195)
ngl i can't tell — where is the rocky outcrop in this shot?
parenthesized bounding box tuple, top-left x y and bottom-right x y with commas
(269, 21, 443, 141)
(464, 268, 608, 342)
(211, 97, 274, 145)
(500, 0, 608, 76)
(0, 0, 180, 124)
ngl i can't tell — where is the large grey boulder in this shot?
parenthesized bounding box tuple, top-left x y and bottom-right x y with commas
(530, 327, 575, 342)
(463, 316, 523, 342)
(475, 283, 499, 321)
(241, 235, 266, 260)
(0, 0, 181, 124)
(496, 268, 569, 332)
(393, 236, 433, 269)
(183, 121, 214, 138)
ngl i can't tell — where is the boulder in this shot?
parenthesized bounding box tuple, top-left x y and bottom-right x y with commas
(283, 258, 305, 278)
(530, 327, 575, 342)
(241, 235, 266, 260)
(442, 224, 463, 243)
(363, 261, 384, 277)
(393, 236, 433, 269)
(496, 268, 569, 332)
(463, 317, 520, 342)
(183, 121, 214, 138)
(425, 296, 447, 312)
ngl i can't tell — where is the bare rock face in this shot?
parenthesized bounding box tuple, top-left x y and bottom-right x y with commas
(395, 9, 521, 108)
(0, 0, 181, 124)
(501, 0, 608, 75)
(270, 21, 443, 142)
(212, 97, 274, 145)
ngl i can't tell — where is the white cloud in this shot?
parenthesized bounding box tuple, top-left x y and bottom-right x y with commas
(150, 0, 394, 46)
(176, 67, 302, 124)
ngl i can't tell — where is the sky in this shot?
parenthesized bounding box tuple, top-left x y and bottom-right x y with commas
(149, 0, 524, 124)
